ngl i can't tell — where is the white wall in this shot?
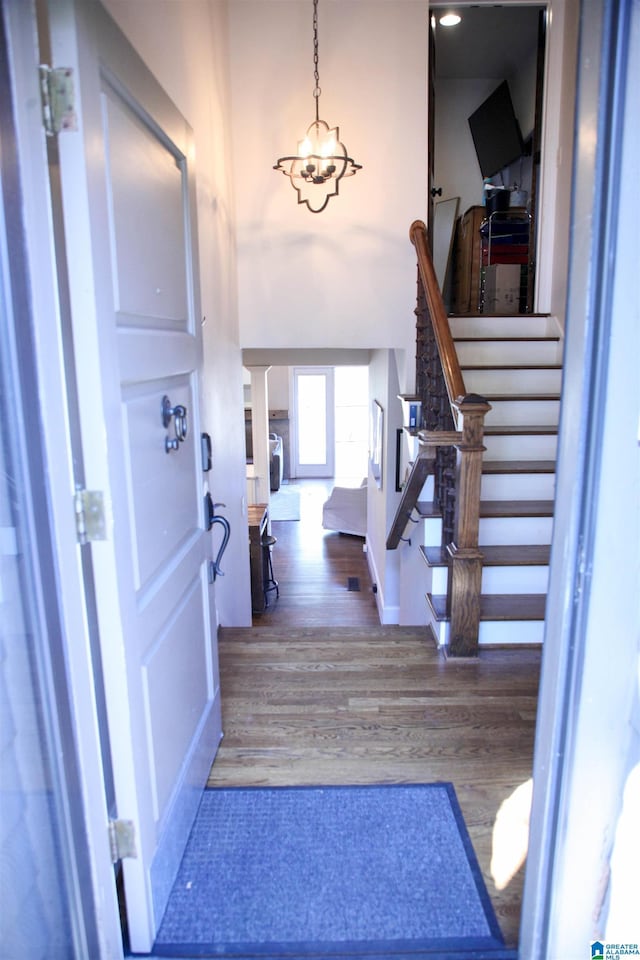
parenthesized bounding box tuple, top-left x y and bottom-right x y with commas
(365, 350, 403, 623)
(434, 48, 537, 216)
(229, 0, 428, 368)
(434, 77, 497, 214)
(510, 43, 538, 141)
(104, 0, 251, 625)
(267, 366, 290, 410)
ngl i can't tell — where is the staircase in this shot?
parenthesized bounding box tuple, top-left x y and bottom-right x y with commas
(420, 312, 562, 648)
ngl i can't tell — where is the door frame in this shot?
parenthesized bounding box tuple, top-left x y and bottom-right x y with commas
(2, 0, 123, 954)
(521, 0, 639, 949)
(5, 0, 604, 955)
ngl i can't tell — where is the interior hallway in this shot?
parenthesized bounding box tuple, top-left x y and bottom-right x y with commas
(254, 479, 380, 628)
(209, 479, 540, 948)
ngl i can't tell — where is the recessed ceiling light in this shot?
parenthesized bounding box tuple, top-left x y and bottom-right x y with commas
(439, 13, 462, 27)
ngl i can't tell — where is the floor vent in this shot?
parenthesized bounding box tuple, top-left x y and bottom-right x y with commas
(347, 577, 360, 592)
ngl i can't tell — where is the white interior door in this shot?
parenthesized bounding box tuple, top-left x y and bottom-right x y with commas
(49, 0, 222, 951)
(292, 366, 335, 478)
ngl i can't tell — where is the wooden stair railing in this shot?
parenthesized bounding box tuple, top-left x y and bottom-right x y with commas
(386, 448, 436, 550)
(387, 220, 491, 657)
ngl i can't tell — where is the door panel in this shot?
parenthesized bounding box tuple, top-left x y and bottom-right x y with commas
(49, 0, 221, 951)
(142, 573, 211, 819)
(105, 90, 188, 327)
(122, 379, 197, 590)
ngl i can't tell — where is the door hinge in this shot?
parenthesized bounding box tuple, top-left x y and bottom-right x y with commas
(74, 488, 107, 544)
(108, 819, 137, 864)
(39, 65, 78, 136)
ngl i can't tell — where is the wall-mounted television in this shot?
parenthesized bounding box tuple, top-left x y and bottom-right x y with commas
(468, 81, 523, 179)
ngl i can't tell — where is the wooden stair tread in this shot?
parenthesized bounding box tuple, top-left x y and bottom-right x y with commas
(454, 336, 561, 343)
(480, 499, 554, 517)
(483, 393, 561, 402)
(417, 500, 554, 518)
(461, 363, 562, 371)
(421, 544, 551, 567)
(449, 311, 552, 318)
(427, 593, 547, 621)
(484, 424, 558, 436)
(482, 459, 556, 474)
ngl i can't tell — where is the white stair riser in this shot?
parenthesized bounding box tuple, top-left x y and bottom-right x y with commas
(478, 620, 545, 645)
(485, 399, 560, 425)
(482, 565, 549, 593)
(456, 340, 562, 366)
(479, 515, 553, 544)
(422, 507, 554, 543)
(431, 564, 549, 596)
(420, 475, 435, 500)
(449, 315, 557, 339)
(428, 618, 545, 647)
(431, 568, 449, 593)
(419, 463, 556, 498)
(422, 517, 443, 546)
(464, 368, 563, 394)
(484, 434, 558, 460)
(481, 472, 556, 500)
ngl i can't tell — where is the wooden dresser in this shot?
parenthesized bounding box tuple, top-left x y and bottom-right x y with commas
(248, 503, 268, 614)
(452, 205, 485, 315)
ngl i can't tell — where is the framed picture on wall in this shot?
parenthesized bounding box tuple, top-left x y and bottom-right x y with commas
(370, 400, 383, 489)
(395, 428, 404, 492)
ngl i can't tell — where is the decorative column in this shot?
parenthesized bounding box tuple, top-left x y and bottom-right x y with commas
(245, 365, 272, 506)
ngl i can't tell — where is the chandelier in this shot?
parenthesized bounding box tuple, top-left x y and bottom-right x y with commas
(273, 0, 362, 213)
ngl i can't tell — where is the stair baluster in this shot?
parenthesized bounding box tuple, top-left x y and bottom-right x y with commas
(387, 220, 491, 657)
(414, 261, 457, 545)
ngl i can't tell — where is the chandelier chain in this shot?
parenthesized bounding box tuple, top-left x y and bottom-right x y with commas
(312, 0, 321, 121)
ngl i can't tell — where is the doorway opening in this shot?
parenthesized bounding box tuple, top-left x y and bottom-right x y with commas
(430, 4, 546, 315)
(289, 365, 369, 483)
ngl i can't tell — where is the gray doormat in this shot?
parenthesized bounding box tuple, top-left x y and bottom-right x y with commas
(153, 783, 510, 958)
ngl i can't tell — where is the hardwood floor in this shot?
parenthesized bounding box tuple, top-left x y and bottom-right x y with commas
(254, 479, 380, 627)
(209, 479, 540, 949)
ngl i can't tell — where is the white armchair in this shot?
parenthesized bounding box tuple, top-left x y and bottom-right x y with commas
(321, 480, 367, 537)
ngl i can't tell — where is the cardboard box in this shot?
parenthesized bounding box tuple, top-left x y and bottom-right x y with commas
(484, 263, 522, 314)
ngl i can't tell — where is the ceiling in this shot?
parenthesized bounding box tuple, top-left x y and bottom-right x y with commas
(433, 6, 543, 80)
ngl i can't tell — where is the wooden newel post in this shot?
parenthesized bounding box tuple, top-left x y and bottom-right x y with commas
(446, 394, 492, 657)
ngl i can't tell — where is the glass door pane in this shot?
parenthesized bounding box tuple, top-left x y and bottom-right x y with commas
(298, 374, 327, 464)
(293, 368, 334, 477)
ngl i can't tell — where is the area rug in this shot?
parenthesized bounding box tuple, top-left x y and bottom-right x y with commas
(153, 783, 511, 959)
(269, 485, 301, 521)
